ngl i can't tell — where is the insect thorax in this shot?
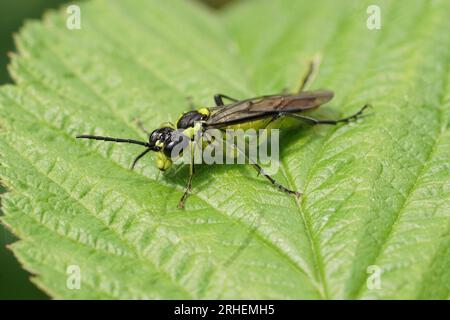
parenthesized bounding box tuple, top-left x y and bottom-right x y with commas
(176, 108, 210, 129)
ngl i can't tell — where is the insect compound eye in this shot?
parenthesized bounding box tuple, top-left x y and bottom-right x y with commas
(149, 127, 174, 150)
(149, 130, 160, 144)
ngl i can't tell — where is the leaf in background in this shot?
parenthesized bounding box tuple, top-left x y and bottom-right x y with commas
(0, 0, 449, 299)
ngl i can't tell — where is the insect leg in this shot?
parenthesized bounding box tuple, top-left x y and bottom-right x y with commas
(231, 143, 301, 197)
(251, 162, 301, 197)
(178, 141, 196, 209)
(280, 104, 370, 125)
(297, 57, 321, 92)
(214, 94, 239, 106)
(263, 114, 281, 129)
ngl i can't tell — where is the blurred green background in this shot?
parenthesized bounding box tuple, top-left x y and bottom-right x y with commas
(0, 0, 233, 300)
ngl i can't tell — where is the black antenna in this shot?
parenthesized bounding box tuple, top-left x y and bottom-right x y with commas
(131, 148, 152, 169)
(76, 135, 150, 148)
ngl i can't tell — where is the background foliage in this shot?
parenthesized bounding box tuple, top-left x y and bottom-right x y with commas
(0, 0, 71, 299)
(0, 0, 449, 299)
(0, 0, 233, 300)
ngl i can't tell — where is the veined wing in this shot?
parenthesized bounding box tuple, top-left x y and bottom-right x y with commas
(205, 90, 333, 129)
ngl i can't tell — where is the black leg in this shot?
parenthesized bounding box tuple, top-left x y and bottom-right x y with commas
(297, 57, 320, 93)
(231, 143, 301, 198)
(131, 148, 151, 170)
(251, 162, 301, 197)
(178, 167, 194, 209)
(178, 141, 196, 209)
(281, 104, 370, 125)
(262, 115, 280, 129)
(214, 93, 239, 106)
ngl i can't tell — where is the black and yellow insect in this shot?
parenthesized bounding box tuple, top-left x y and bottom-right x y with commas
(77, 62, 369, 208)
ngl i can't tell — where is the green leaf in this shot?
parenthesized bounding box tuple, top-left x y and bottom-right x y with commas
(0, 0, 449, 299)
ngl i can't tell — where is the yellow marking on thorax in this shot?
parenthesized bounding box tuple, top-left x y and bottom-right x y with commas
(197, 108, 210, 116)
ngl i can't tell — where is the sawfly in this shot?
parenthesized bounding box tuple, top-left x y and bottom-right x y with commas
(77, 61, 370, 208)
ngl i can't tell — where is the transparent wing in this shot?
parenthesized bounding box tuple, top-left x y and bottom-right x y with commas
(205, 90, 333, 128)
